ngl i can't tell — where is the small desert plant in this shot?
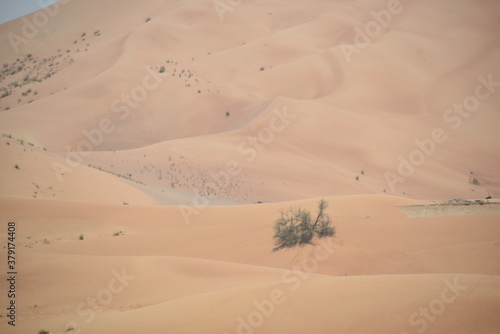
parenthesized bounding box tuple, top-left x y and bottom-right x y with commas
(39, 330, 49, 334)
(14, 164, 19, 169)
(79, 234, 84, 240)
(273, 199, 335, 251)
(159, 66, 165, 73)
(145, 17, 151, 22)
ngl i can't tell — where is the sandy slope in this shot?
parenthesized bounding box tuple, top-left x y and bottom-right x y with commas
(1, 195, 500, 333)
(0, 0, 499, 200)
(0, 134, 161, 205)
(1, 0, 500, 333)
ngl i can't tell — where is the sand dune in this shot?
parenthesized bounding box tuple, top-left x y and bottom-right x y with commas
(1, 195, 499, 333)
(1, 0, 499, 333)
(0, 135, 160, 205)
(1, 0, 499, 200)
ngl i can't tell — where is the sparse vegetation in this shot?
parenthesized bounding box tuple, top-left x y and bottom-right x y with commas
(469, 172, 480, 185)
(86, 164, 145, 185)
(113, 231, 124, 236)
(79, 234, 84, 240)
(39, 330, 49, 334)
(273, 199, 335, 251)
(146, 17, 151, 22)
(14, 164, 19, 169)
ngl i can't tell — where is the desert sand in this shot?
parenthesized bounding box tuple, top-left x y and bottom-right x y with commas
(0, 0, 499, 333)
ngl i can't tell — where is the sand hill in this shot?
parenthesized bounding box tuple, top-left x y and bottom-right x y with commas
(0, 0, 499, 333)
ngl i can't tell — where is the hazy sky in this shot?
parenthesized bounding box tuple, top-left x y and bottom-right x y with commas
(0, 0, 59, 24)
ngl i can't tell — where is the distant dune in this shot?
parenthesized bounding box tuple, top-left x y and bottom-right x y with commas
(0, 0, 499, 333)
(1, 0, 499, 202)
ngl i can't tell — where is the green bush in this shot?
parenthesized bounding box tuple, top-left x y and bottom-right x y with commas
(273, 199, 335, 251)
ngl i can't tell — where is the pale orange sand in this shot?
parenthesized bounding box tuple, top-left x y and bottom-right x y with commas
(0, 0, 499, 333)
